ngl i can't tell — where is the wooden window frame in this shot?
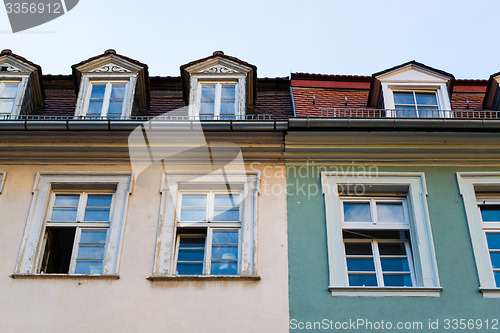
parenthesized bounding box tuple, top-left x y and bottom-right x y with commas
(0, 80, 21, 116)
(81, 81, 129, 118)
(197, 81, 239, 119)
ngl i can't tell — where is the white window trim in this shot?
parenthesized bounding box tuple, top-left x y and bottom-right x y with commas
(382, 83, 452, 118)
(0, 171, 5, 192)
(14, 171, 133, 276)
(321, 171, 441, 297)
(80, 81, 129, 118)
(188, 73, 246, 119)
(151, 170, 259, 278)
(196, 81, 239, 119)
(75, 74, 137, 118)
(457, 172, 500, 298)
(0, 78, 26, 117)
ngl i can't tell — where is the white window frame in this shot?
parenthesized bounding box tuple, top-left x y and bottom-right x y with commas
(392, 90, 440, 118)
(457, 172, 500, 298)
(174, 190, 242, 275)
(81, 80, 129, 118)
(14, 171, 133, 277)
(384, 85, 451, 118)
(188, 73, 246, 120)
(0, 171, 5, 193)
(151, 170, 259, 279)
(196, 81, 239, 119)
(322, 171, 441, 297)
(74, 74, 137, 119)
(0, 80, 23, 117)
(39, 190, 114, 274)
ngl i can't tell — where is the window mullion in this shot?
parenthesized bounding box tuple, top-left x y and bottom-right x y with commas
(101, 83, 112, 117)
(77, 192, 86, 222)
(372, 240, 384, 286)
(205, 227, 213, 275)
(68, 227, 82, 274)
(214, 84, 222, 118)
(371, 199, 378, 225)
(208, 191, 214, 223)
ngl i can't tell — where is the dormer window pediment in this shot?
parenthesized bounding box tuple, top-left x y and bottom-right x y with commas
(181, 51, 256, 120)
(368, 61, 454, 118)
(0, 49, 44, 118)
(72, 50, 149, 119)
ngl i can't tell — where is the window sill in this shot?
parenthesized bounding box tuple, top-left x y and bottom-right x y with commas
(147, 275, 261, 281)
(10, 274, 119, 280)
(329, 286, 442, 297)
(479, 288, 500, 298)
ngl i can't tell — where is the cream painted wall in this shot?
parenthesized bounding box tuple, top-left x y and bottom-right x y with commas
(0, 164, 289, 333)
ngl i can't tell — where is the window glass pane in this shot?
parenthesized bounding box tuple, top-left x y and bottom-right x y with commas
(80, 230, 107, 244)
(77, 245, 105, 260)
(212, 230, 238, 244)
(486, 233, 500, 250)
(87, 100, 103, 116)
(201, 85, 216, 99)
(211, 245, 238, 260)
(213, 208, 239, 221)
(221, 85, 236, 99)
(86, 195, 112, 207)
(381, 258, 410, 272)
(110, 84, 126, 99)
(383, 274, 412, 287)
(177, 248, 205, 261)
(395, 106, 417, 118)
(346, 258, 375, 271)
(177, 262, 203, 275)
(393, 92, 415, 105)
(211, 261, 238, 275)
(90, 84, 106, 98)
(107, 100, 123, 117)
(214, 194, 238, 207)
(480, 205, 500, 222)
(180, 208, 207, 221)
(348, 274, 377, 286)
(177, 236, 205, 275)
(343, 202, 371, 222)
(51, 208, 77, 221)
(54, 194, 80, 207)
(200, 101, 215, 115)
(84, 208, 110, 222)
(377, 202, 405, 223)
(489, 252, 500, 269)
(3, 83, 18, 98)
(220, 100, 236, 116)
(344, 242, 372, 255)
(415, 93, 437, 105)
(494, 272, 500, 288)
(0, 100, 14, 113)
(378, 242, 407, 255)
(182, 194, 207, 207)
(74, 260, 102, 274)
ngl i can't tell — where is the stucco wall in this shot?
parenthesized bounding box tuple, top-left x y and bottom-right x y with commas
(288, 165, 500, 333)
(0, 164, 289, 333)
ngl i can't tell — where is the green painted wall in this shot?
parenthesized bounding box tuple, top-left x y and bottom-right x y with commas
(288, 166, 500, 332)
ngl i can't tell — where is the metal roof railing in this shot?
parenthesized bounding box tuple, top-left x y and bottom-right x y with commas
(319, 108, 499, 119)
(0, 114, 274, 121)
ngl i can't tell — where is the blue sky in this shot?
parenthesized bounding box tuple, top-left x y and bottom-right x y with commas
(1, 0, 498, 79)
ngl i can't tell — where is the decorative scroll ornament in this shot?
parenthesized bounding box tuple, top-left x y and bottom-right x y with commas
(0, 63, 22, 72)
(91, 64, 131, 73)
(202, 65, 237, 73)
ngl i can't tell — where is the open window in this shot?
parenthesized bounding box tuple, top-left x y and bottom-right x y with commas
(322, 172, 441, 296)
(14, 172, 133, 277)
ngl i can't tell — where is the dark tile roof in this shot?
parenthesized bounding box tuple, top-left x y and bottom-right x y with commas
(292, 88, 369, 117)
(36, 75, 292, 119)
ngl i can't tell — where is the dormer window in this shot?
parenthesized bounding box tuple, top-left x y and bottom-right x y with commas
(0, 49, 44, 118)
(0, 81, 19, 116)
(72, 50, 150, 120)
(393, 91, 438, 118)
(85, 81, 128, 119)
(199, 82, 238, 119)
(181, 51, 256, 120)
(367, 61, 454, 118)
